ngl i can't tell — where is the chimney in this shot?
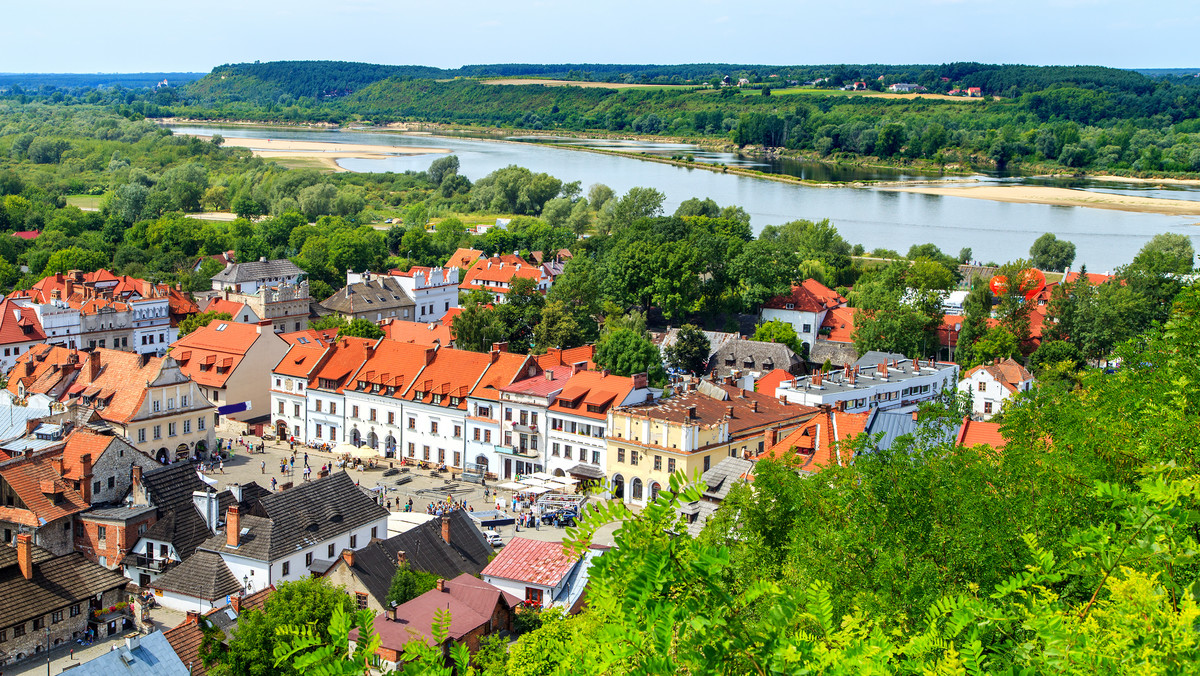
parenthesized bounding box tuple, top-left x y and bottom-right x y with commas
(65, 277, 75, 299)
(687, 406, 697, 419)
(131, 464, 147, 505)
(726, 405, 735, 418)
(878, 363, 888, 379)
(765, 428, 777, 447)
(436, 578, 446, 592)
(364, 343, 375, 360)
(491, 342, 508, 353)
(545, 370, 554, 381)
(441, 514, 451, 545)
(23, 359, 34, 378)
(16, 534, 32, 580)
(489, 347, 500, 364)
(396, 550, 407, 568)
(80, 453, 93, 503)
(50, 456, 64, 476)
(226, 506, 240, 548)
(752, 400, 758, 412)
(88, 353, 101, 381)
(185, 610, 201, 625)
(546, 347, 561, 363)
(342, 548, 355, 568)
(631, 372, 648, 390)
(124, 634, 141, 652)
(230, 594, 241, 614)
(228, 483, 243, 503)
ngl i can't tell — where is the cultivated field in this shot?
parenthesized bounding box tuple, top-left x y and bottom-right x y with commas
(481, 78, 695, 89)
(748, 87, 985, 102)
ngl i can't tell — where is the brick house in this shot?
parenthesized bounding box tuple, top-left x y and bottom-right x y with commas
(0, 534, 128, 669)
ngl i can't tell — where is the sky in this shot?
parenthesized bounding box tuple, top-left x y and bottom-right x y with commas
(3, 0, 1196, 73)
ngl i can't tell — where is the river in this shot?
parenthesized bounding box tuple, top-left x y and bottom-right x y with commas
(167, 124, 1199, 271)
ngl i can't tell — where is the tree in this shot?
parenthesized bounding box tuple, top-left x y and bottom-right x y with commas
(44, 247, 108, 275)
(534, 300, 587, 351)
(427, 154, 460, 186)
(969, 326, 1020, 366)
(1027, 339, 1083, 375)
(664, 324, 711, 374)
(599, 187, 665, 233)
(341, 318, 384, 340)
(594, 328, 666, 384)
(494, 277, 545, 353)
(308, 315, 348, 332)
(1029, 233, 1076, 272)
(452, 302, 505, 353)
(203, 577, 353, 676)
(1132, 232, 1194, 274)
(752, 320, 806, 358)
(178, 311, 232, 336)
(954, 283, 992, 366)
(385, 564, 439, 606)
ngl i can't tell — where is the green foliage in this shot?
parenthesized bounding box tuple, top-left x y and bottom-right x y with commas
(385, 564, 439, 606)
(178, 310, 232, 336)
(1029, 232, 1077, 272)
(751, 319, 805, 357)
(341, 318, 385, 340)
(452, 301, 506, 353)
(308, 314, 348, 332)
(967, 325, 1020, 367)
(594, 327, 666, 384)
(663, 324, 711, 374)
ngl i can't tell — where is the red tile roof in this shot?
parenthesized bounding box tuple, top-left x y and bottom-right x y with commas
(760, 409, 868, 472)
(460, 258, 544, 295)
(549, 369, 637, 421)
(201, 297, 251, 320)
(381, 319, 453, 347)
(385, 347, 496, 408)
(482, 537, 579, 587)
(170, 321, 265, 388)
(7, 346, 173, 425)
(961, 358, 1033, 393)
(0, 297, 46, 345)
(310, 337, 378, 393)
(1064, 271, 1114, 285)
(60, 429, 119, 481)
(273, 342, 328, 379)
(364, 574, 521, 650)
(0, 457, 89, 527)
(280, 328, 339, 346)
(470, 352, 531, 402)
(11, 230, 40, 240)
(445, 248, 484, 270)
(345, 340, 439, 396)
(956, 417, 1005, 451)
(820, 306, 857, 343)
(754, 368, 793, 395)
(762, 279, 846, 312)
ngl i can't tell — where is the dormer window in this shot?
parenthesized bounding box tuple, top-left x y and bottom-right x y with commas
(785, 303, 795, 310)
(414, 391, 425, 402)
(450, 397, 460, 406)
(432, 394, 443, 404)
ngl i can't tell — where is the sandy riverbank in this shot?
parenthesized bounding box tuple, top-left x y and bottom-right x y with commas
(187, 135, 448, 171)
(884, 184, 1200, 216)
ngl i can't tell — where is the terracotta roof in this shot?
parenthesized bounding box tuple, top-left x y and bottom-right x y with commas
(201, 297, 251, 319)
(361, 573, 521, 650)
(0, 297, 46, 345)
(459, 258, 544, 294)
(280, 328, 339, 346)
(310, 337, 378, 392)
(962, 358, 1033, 393)
(11, 230, 40, 240)
(273, 341, 328, 379)
(618, 382, 812, 438)
(535, 345, 595, 371)
(548, 369, 637, 420)
(481, 537, 579, 587)
(60, 429, 127, 481)
(820, 306, 857, 343)
(760, 408, 869, 472)
(762, 279, 846, 312)
(363, 346, 485, 408)
(170, 321, 264, 388)
(754, 368, 793, 395)
(446, 248, 485, 269)
(78, 297, 130, 316)
(956, 417, 1005, 451)
(0, 457, 89, 527)
(381, 319, 453, 347)
(5, 346, 172, 425)
(1064, 271, 1114, 285)
(469, 351, 531, 403)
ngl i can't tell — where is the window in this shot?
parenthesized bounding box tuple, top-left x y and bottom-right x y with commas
(552, 443, 560, 457)
(524, 587, 544, 607)
(454, 451, 461, 466)
(350, 534, 358, 548)
(474, 428, 481, 441)
(184, 419, 191, 434)
(592, 450, 601, 464)
(431, 421, 438, 434)
(13, 623, 26, 637)
(316, 400, 323, 413)
(423, 446, 430, 460)
(70, 604, 81, 617)
(454, 425, 462, 438)
(668, 458, 676, 473)
(295, 404, 301, 417)
(32, 618, 43, 630)
(356, 592, 369, 610)
(564, 445, 572, 460)
(198, 416, 206, 431)
(138, 429, 146, 444)
(504, 431, 512, 446)
(160, 544, 168, 557)
(181, 395, 188, 407)
(328, 543, 336, 558)
(153, 425, 161, 440)
(388, 411, 395, 425)
(330, 402, 337, 415)
(305, 552, 314, 566)
(153, 400, 161, 412)
(97, 525, 107, 542)
(168, 422, 176, 437)
(630, 451, 639, 466)
(316, 424, 323, 438)
(703, 455, 711, 472)
(369, 408, 377, 421)
(977, 381, 986, 391)
(984, 401, 993, 414)
(167, 397, 175, 410)
(505, 407, 512, 421)
(617, 448, 625, 463)
(484, 430, 492, 443)
(654, 455, 662, 471)
(371, 526, 377, 538)
(282, 561, 290, 576)
(408, 443, 415, 457)
(408, 417, 416, 430)
(802, 323, 812, 333)
(352, 405, 360, 419)
(107, 476, 115, 489)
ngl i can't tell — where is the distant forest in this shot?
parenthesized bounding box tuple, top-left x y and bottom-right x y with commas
(5, 60, 1200, 176)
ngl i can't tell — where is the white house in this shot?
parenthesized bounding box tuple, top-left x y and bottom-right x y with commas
(480, 537, 591, 610)
(130, 296, 175, 355)
(545, 368, 651, 482)
(759, 279, 846, 350)
(384, 267, 460, 323)
(957, 357, 1034, 420)
(776, 352, 960, 414)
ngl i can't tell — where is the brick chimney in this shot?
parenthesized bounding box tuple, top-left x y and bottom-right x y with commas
(342, 548, 355, 568)
(441, 514, 451, 545)
(50, 456, 64, 477)
(396, 550, 407, 568)
(230, 594, 242, 613)
(226, 506, 240, 548)
(436, 578, 446, 592)
(751, 400, 758, 413)
(765, 428, 777, 447)
(79, 453, 93, 503)
(130, 464, 148, 506)
(185, 610, 201, 625)
(491, 342, 508, 353)
(88, 353, 101, 382)
(726, 405, 735, 419)
(16, 534, 33, 580)
(687, 405, 697, 419)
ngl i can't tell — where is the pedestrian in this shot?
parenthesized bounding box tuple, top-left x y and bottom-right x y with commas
(260, 460, 266, 474)
(304, 452, 309, 467)
(271, 477, 277, 491)
(219, 459, 225, 474)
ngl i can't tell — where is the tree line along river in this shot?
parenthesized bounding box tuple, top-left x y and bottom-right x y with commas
(168, 124, 1200, 272)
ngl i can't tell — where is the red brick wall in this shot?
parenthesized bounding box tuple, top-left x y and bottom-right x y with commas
(76, 515, 157, 568)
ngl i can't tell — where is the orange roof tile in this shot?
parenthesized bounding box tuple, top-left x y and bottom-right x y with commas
(60, 429, 119, 481)
(393, 347, 494, 409)
(0, 298, 46, 345)
(956, 417, 1005, 450)
(273, 342, 328, 379)
(481, 537, 578, 586)
(459, 258, 544, 294)
(280, 328, 339, 346)
(170, 321, 264, 388)
(381, 319, 453, 347)
(962, 358, 1033, 393)
(446, 248, 484, 270)
(819, 306, 857, 343)
(310, 337, 378, 392)
(0, 457, 89, 526)
(763, 279, 846, 312)
(550, 370, 639, 421)
(8, 346, 172, 425)
(201, 297, 250, 319)
(760, 409, 868, 472)
(754, 368, 793, 395)
(471, 352, 532, 402)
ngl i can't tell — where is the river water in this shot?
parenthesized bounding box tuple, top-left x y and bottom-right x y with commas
(168, 124, 1199, 271)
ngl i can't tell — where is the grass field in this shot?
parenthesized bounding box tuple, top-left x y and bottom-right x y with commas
(481, 78, 697, 90)
(742, 87, 983, 102)
(65, 195, 103, 210)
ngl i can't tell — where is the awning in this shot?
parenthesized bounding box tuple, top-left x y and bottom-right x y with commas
(566, 463, 605, 479)
(528, 471, 554, 481)
(497, 481, 527, 491)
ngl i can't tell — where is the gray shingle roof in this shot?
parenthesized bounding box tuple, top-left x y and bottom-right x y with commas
(708, 339, 803, 376)
(0, 543, 128, 630)
(141, 507, 214, 560)
(379, 510, 491, 580)
(70, 631, 190, 676)
(142, 463, 209, 512)
(700, 457, 753, 501)
(211, 259, 304, 284)
(319, 277, 415, 315)
(199, 471, 387, 562)
(340, 542, 397, 606)
(150, 550, 242, 601)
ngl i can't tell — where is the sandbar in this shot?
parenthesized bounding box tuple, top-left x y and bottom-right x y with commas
(187, 135, 448, 171)
(883, 184, 1200, 216)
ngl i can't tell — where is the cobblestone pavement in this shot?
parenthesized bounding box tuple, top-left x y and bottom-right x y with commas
(5, 607, 184, 675)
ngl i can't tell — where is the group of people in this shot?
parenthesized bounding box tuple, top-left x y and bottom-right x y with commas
(424, 497, 473, 515)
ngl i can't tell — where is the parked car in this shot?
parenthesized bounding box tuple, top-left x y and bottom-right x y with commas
(541, 509, 578, 528)
(486, 532, 504, 547)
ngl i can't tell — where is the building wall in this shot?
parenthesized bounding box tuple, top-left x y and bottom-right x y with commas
(87, 442, 160, 505)
(153, 588, 228, 614)
(76, 514, 157, 569)
(307, 388, 346, 446)
(122, 380, 216, 462)
(221, 331, 289, 420)
(958, 371, 1027, 420)
(123, 535, 182, 586)
(271, 386, 308, 441)
(0, 596, 107, 668)
(759, 308, 825, 348)
(545, 412, 607, 477)
(323, 562, 390, 615)
(343, 390, 405, 457)
(254, 518, 387, 588)
(0, 340, 43, 374)
(776, 367, 960, 414)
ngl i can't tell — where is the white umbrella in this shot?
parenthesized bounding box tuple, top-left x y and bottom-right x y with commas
(545, 479, 572, 490)
(528, 471, 554, 481)
(550, 476, 578, 485)
(336, 443, 376, 459)
(523, 486, 552, 495)
(520, 478, 551, 488)
(498, 481, 527, 491)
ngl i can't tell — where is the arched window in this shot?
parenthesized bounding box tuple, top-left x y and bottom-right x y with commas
(611, 474, 625, 499)
(650, 482, 661, 501)
(631, 478, 643, 501)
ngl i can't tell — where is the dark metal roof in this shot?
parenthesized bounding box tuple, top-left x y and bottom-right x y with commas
(150, 550, 241, 601)
(82, 503, 157, 522)
(210, 259, 304, 284)
(378, 510, 491, 580)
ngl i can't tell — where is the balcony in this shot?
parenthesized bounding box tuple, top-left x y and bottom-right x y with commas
(497, 445, 540, 459)
(130, 555, 168, 571)
(512, 422, 538, 434)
